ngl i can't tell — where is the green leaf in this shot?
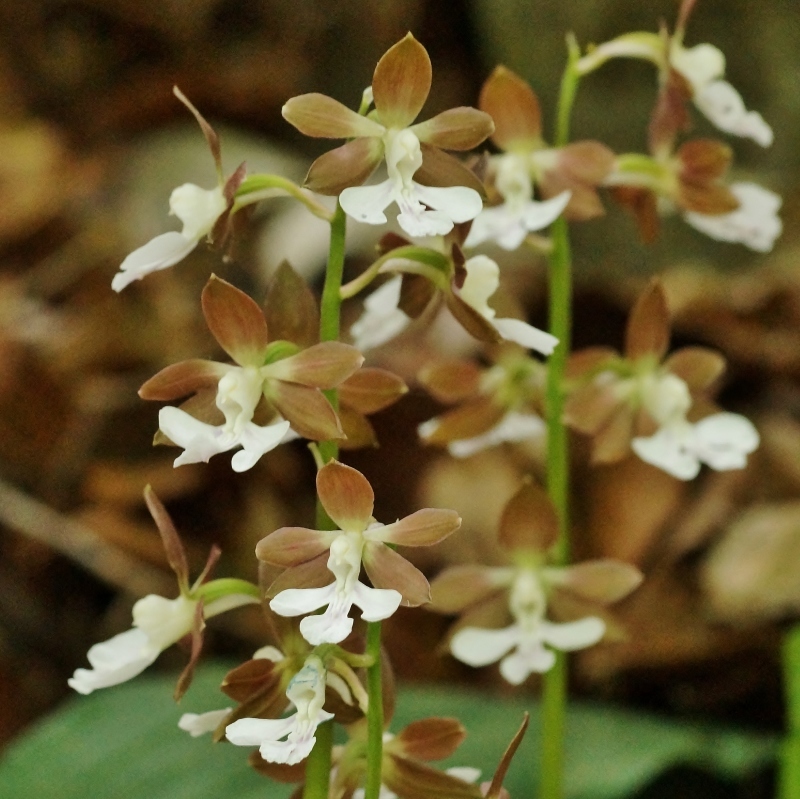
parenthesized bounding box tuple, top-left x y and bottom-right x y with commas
(0, 665, 776, 799)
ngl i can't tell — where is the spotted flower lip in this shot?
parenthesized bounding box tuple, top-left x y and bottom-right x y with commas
(140, 275, 363, 470)
(258, 460, 461, 645)
(112, 88, 245, 292)
(282, 33, 493, 237)
(430, 480, 642, 684)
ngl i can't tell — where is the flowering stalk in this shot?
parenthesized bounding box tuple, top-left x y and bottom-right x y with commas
(364, 621, 384, 799)
(303, 716, 334, 799)
(780, 623, 800, 799)
(541, 36, 581, 799)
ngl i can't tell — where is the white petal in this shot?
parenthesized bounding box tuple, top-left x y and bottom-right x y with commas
(449, 624, 521, 668)
(447, 411, 545, 458)
(300, 609, 354, 645)
(492, 318, 559, 355)
(631, 425, 701, 480)
(158, 406, 232, 467)
(179, 708, 232, 737)
(671, 42, 726, 88)
(520, 191, 571, 231)
(459, 255, 500, 319)
(132, 594, 196, 650)
(269, 584, 336, 617)
(351, 581, 403, 622)
(413, 184, 484, 224)
(226, 716, 295, 747)
(170, 183, 227, 240)
(464, 205, 529, 251)
(446, 767, 482, 784)
(499, 641, 555, 684)
(231, 420, 292, 472)
(68, 628, 159, 694)
(693, 412, 759, 471)
(694, 80, 773, 147)
(540, 617, 605, 651)
(340, 180, 395, 226)
(397, 206, 456, 238)
(112, 232, 197, 292)
(253, 645, 285, 661)
(350, 276, 411, 351)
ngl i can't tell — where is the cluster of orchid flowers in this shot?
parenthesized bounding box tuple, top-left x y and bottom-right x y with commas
(70, 2, 776, 795)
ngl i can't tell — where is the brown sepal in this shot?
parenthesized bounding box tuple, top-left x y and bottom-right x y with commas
(269, 382, 343, 441)
(144, 485, 190, 590)
(498, 479, 559, 554)
(384, 754, 483, 799)
(418, 359, 482, 403)
(265, 261, 320, 348)
(372, 33, 431, 129)
(305, 137, 384, 195)
(363, 541, 431, 606)
(678, 139, 732, 184)
(591, 405, 635, 464)
(545, 559, 643, 605)
(139, 359, 226, 401)
(445, 293, 502, 345)
(416, 143, 487, 197)
(479, 66, 542, 151)
(624, 280, 671, 360)
(421, 398, 505, 445)
(173, 86, 222, 175)
(339, 368, 408, 414)
(664, 346, 726, 392)
(485, 714, 529, 799)
(221, 657, 282, 703)
(430, 565, 507, 614)
(609, 186, 660, 244)
(399, 273, 437, 320)
(174, 599, 205, 701)
(392, 717, 467, 761)
(338, 406, 379, 450)
(412, 107, 495, 151)
(256, 526, 334, 567)
(266, 553, 332, 598)
(316, 459, 374, 532)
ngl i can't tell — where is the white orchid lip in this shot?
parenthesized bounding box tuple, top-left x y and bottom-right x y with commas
(350, 276, 411, 351)
(178, 707, 232, 738)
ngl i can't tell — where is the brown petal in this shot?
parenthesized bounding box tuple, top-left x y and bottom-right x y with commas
(591, 405, 635, 464)
(678, 181, 739, 215)
(399, 273, 437, 319)
(411, 107, 494, 151)
(144, 485, 189, 589)
(139, 359, 227, 401)
(256, 526, 335, 567)
(678, 139, 732, 183)
(339, 368, 408, 414)
(305, 137, 384, 195)
(264, 261, 320, 348)
(544, 559, 643, 604)
(338, 406, 378, 450)
(269, 382, 343, 440)
(445, 293, 502, 345)
(316, 459, 374, 532)
(664, 347, 726, 392)
(430, 565, 509, 613)
(363, 541, 431, 606)
(565, 347, 618, 380)
(498, 479, 558, 553)
(418, 359, 482, 403)
(266, 342, 363, 388)
(479, 66, 542, 151)
(609, 186, 660, 243)
(221, 658, 281, 702)
(266, 553, 332, 597)
(373, 33, 431, 129)
(392, 717, 467, 761)
(416, 144, 486, 195)
(563, 381, 623, 436)
(384, 754, 483, 799)
(648, 69, 691, 155)
(377, 508, 461, 547)
(282, 92, 385, 139)
(201, 275, 270, 366)
(624, 280, 670, 360)
(421, 398, 505, 445)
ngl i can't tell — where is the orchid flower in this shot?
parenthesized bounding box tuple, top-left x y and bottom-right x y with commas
(112, 88, 245, 291)
(259, 460, 461, 645)
(69, 487, 259, 695)
(140, 275, 363, 471)
(226, 655, 334, 765)
(431, 481, 642, 684)
(282, 34, 494, 237)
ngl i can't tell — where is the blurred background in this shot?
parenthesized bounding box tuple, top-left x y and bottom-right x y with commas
(0, 0, 797, 787)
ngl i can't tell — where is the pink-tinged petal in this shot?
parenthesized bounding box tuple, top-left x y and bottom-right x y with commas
(350, 580, 403, 621)
(143, 486, 189, 589)
(479, 66, 542, 151)
(416, 144, 486, 195)
(499, 480, 559, 554)
(305, 137, 385, 195)
(543, 560, 643, 604)
(417, 359, 482, 403)
(256, 527, 336, 567)
(201, 275, 270, 367)
(269, 382, 343, 441)
(664, 347, 726, 392)
(375, 508, 461, 547)
(139, 359, 228, 401)
(430, 565, 511, 614)
(316, 460, 374, 532)
(266, 553, 333, 597)
(339, 180, 395, 226)
(539, 617, 605, 650)
(492, 318, 558, 356)
(282, 93, 385, 139)
(269, 584, 336, 617)
(624, 281, 671, 361)
(450, 624, 520, 667)
(362, 541, 431, 606)
(231, 421, 292, 472)
(264, 261, 320, 348)
(373, 33, 432, 129)
(112, 232, 197, 292)
(265, 342, 364, 388)
(411, 107, 495, 151)
(383, 754, 483, 799)
(392, 717, 467, 762)
(338, 368, 408, 414)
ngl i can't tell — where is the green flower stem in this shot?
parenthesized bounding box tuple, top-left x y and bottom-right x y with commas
(196, 578, 259, 603)
(303, 719, 333, 799)
(780, 623, 800, 799)
(364, 620, 384, 799)
(541, 35, 581, 799)
(233, 174, 333, 221)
